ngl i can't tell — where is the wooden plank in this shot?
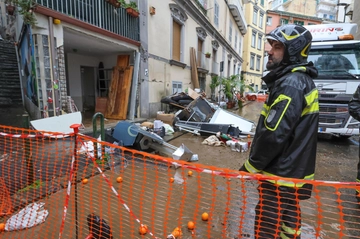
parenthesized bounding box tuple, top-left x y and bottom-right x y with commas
(170, 102, 186, 109)
(190, 47, 199, 89)
(105, 66, 134, 119)
(117, 55, 130, 67)
(105, 67, 120, 118)
(188, 88, 200, 100)
(95, 97, 107, 114)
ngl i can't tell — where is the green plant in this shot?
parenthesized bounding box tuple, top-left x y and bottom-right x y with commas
(210, 75, 220, 100)
(117, 0, 126, 6)
(17, 179, 44, 193)
(222, 75, 238, 102)
(12, 0, 37, 26)
(125, 1, 139, 12)
(238, 74, 254, 98)
(205, 52, 211, 57)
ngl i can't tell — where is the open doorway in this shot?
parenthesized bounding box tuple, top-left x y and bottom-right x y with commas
(81, 66, 96, 112)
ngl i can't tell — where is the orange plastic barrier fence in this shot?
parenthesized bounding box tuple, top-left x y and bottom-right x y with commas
(0, 125, 360, 238)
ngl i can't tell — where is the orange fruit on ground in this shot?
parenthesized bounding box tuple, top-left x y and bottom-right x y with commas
(188, 171, 193, 176)
(187, 221, 195, 230)
(82, 178, 88, 184)
(0, 223, 5, 232)
(173, 229, 180, 237)
(139, 224, 147, 235)
(169, 177, 174, 183)
(201, 212, 209, 221)
(116, 176, 123, 183)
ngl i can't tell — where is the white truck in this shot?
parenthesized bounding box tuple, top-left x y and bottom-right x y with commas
(304, 23, 360, 138)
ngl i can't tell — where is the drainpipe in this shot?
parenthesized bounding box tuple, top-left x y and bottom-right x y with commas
(48, 17, 58, 116)
(128, 51, 140, 120)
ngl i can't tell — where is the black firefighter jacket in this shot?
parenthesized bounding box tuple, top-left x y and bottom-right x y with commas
(242, 63, 319, 198)
(348, 85, 360, 183)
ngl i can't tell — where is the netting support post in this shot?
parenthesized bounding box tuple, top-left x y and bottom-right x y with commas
(92, 112, 105, 160)
(70, 123, 81, 239)
(22, 113, 29, 129)
(24, 135, 34, 185)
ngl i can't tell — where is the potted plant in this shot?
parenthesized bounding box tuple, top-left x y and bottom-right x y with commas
(125, 1, 140, 18)
(205, 52, 211, 58)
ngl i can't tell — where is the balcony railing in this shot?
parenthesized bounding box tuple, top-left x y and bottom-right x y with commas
(317, 5, 336, 14)
(197, 51, 209, 71)
(211, 61, 219, 75)
(36, 0, 140, 42)
(227, 0, 247, 35)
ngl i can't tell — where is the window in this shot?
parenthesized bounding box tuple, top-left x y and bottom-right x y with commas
(253, 8, 258, 25)
(227, 60, 231, 77)
(256, 55, 261, 71)
(214, 1, 219, 27)
(267, 17, 272, 26)
(260, 0, 264, 6)
(294, 20, 304, 25)
(280, 18, 289, 25)
(172, 81, 182, 94)
(250, 54, 255, 70)
(251, 31, 256, 48)
(235, 33, 238, 51)
(198, 0, 207, 8)
(259, 13, 264, 29)
(172, 21, 181, 61)
(238, 37, 242, 53)
(229, 21, 233, 43)
(308, 22, 316, 25)
(257, 34, 262, 50)
(169, 4, 188, 63)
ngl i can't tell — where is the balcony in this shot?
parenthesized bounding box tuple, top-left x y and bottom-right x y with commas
(317, 5, 337, 14)
(227, 0, 247, 35)
(35, 0, 140, 42)
(211, 61, 219, 75)
(197, 51, 209, 73)
(318, 0, 338, 6)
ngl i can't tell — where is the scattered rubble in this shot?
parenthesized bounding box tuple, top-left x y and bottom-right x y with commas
(104, 89, 256, 163)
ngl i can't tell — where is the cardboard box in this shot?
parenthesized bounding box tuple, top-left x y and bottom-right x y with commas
(156, 113, 175, 125)
(141, 122, 154, 129)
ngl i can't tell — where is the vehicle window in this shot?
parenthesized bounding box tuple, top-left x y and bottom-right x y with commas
(308, 44, 360, 78)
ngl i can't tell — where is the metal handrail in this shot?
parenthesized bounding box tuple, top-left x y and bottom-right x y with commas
(36, 0, 140, 41)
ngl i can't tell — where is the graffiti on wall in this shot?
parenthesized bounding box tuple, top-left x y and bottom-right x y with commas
(19, 25, 38, 107)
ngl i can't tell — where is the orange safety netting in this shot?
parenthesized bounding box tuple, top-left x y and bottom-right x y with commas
(0, 177, 12, 217)
(0, 124, 360, 238)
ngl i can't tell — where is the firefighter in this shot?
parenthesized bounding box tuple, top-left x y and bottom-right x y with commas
(239, 24, 319, 239)
(348, 85, 360, 203)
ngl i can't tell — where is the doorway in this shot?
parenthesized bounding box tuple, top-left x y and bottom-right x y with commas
(81, 66, 96, 112)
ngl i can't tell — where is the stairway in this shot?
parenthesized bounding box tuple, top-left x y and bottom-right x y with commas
(0, 40, 25, 127)
(0, 40, 22, 106)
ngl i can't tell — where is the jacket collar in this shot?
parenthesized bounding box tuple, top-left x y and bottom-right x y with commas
(262, 62, 318, 89)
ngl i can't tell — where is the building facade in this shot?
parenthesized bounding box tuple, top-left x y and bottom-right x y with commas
(146, 0, 247, 116)
(269, 0, 317, 17)
(241, 0, 267, 92)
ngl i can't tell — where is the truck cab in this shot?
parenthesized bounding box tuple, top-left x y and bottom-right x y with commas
(305, 23, 360, 137)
